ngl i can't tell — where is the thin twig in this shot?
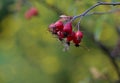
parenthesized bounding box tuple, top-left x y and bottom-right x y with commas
(72, 2, 120, 21)
(86, 8, 120, 16)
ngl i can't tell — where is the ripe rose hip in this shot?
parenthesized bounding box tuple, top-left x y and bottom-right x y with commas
(66, 31, 75, 42)
(66, 31, 75, 46)
(73, 38, 81, 47)
(55, 21, 64, 31)
(25, 11, 33, 19)
(63, 22, 72, 37)
(75, 30, 83, 40)
(25, 7, 38, 19)
(29, 7, 38, 16)
(73, 30, 83, 47)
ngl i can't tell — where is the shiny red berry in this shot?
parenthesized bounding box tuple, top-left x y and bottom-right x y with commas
(75, 30, 83, 40)
(66, 31, 75, 46)
(55, 21, 64, 31)
(73, 38, 81, 47)
(66, 31, 75, 42)
(73, 30, 83, 47)
(63, 22, 72, 37)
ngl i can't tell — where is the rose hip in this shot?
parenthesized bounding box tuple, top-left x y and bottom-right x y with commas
(55, 21, 64, 31)
(25, 7, 38, 19)
(63, 22, 72, 37)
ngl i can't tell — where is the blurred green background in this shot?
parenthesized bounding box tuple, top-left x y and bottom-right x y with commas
(0, 0, 120, 83)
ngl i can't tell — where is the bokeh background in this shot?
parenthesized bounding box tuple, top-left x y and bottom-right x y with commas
(0, 0, 120, 83)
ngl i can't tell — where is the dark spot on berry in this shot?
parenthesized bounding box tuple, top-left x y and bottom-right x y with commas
(58, 38, 63, 41)
(63, 32, 68, 37)
(75, 44, 79, 47)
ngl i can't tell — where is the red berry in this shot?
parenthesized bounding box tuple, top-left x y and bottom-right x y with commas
(55, 21, 64, 31)
(75, 30, 83, 39)
(29, 7, 38, 16)
(63, 22, 72, 37)
(25, 11, 32, 19)
(73, 30, 83, 47)
(66, 31, 75, 42)
(73, 35, 81, 44)
(25, 7, 38, 19)
(73, 38, 81, 47)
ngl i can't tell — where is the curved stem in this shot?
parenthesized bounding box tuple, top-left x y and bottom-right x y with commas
(86, 8, 120, 16)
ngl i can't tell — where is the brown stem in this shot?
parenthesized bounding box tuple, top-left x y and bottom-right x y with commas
(86, 8, 120, 16)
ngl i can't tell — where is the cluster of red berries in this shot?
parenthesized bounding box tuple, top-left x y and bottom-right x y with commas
(25, 7, 38, 19)
(48, 15, 83, 47)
